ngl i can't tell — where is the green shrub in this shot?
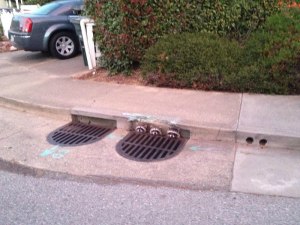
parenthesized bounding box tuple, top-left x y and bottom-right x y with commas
(142, 32, 241, 90)
(232, 1, 278, 39)
(142, 8, 300, 95)
(88, 0, 131, 74)
(236, 8, 300, 94)
(86, 0, 279, 73)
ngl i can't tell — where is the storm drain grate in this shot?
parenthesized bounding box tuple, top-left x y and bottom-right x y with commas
(116, 132, 187, 162)
(48, 122, 113, 146)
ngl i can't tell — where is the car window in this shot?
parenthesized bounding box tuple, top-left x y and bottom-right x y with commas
(52, 4, 74, 16)
(31, 2, 62, 15)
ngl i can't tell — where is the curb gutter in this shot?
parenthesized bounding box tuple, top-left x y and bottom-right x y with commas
(0, 96, 299, 150)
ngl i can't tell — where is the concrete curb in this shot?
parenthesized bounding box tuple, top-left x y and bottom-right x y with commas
(0, 96, 71, 120)
(71, 107, 236, 142)
(0, 96, 299, 150)
(237, 130, 300, 150)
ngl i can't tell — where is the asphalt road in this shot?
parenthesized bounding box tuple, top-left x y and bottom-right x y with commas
(1, 170, 300, 225)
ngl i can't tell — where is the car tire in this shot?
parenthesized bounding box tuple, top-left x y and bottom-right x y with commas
(49, 32, 79, 59)
(41, 51, 50, 56)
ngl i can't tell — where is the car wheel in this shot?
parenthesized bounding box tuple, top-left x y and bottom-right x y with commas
(50, 32, 79, 59)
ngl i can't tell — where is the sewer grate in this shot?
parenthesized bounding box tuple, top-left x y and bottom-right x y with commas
(116, 132, 187, 162)
(48, 122, 113, 146)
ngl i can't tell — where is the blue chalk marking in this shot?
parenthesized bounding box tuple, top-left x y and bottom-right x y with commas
(40, 146, 70, 159)
(122, 112, 180, 125)
(190, 146, 205, 152)
(52, 153, 64, 159)
(107, 134, 117, 140)
(122, 112, 153, 122)
(52, 149, 69, 159)
(107, 133, 124, 141)
(40, 145, 59, 157)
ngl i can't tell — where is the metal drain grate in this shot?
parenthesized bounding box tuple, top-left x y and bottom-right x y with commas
(116, 132, 187, 162)
(48, 122, 113, 146)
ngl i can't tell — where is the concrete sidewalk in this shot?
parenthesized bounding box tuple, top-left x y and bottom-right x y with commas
(0, 51, 299, 149)
(0, 51, 300, 198)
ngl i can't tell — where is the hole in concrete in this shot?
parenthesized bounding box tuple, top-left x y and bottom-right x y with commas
(259, 139, 267, 146)
(246, 137, 254, 144)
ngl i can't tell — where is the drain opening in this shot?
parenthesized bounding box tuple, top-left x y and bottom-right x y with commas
(259, 139, 267, 146)
(48, 122, 114, 146)
(246, 137, 254, 144)
(116, 132, 187, 162)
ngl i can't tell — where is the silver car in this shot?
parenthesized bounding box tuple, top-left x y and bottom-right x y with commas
(8, 0, 83, 59)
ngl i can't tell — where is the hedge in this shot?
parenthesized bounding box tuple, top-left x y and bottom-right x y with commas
(85, 0, 279, 74)
(142, 32, 242, 91)
(142, 8, 300, 95)
(237, 7, 300, 94)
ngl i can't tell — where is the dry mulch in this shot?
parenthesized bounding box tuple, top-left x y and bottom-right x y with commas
(0, 36, 15, 53)
(0, 40, 12, 53)
(75, 68, 146, 86)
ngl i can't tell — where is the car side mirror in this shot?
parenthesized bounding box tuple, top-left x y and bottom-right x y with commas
(72, 5, 84, 15)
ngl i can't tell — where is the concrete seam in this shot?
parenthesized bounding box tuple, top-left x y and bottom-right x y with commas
(230, 94, 243, 193)
(229, 142, 239, 192)
(235, 93, 244, 143)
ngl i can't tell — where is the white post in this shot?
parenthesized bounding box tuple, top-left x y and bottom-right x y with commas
(80, 18, 93, 70)
(8, 0, 12, 8)
(16, 0, 19, 10)
(86, 22, 96, 68)
(1, 12, 13, 38)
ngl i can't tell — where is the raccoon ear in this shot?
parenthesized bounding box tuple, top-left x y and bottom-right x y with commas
(167, 127, 180, 138)
(135, 124, 148, 133)
(150, 127, 162, 136)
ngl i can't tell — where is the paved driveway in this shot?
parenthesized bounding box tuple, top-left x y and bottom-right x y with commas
(0, 50, 87, 78)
